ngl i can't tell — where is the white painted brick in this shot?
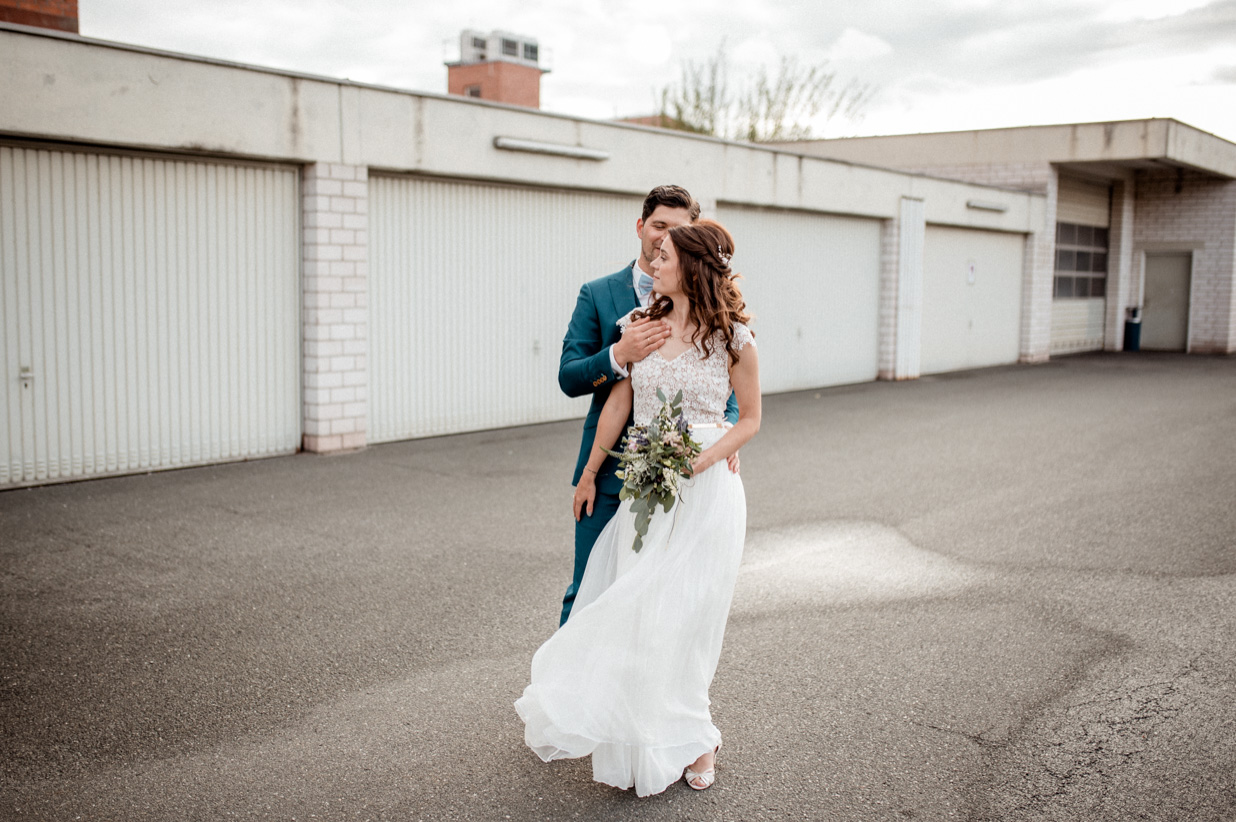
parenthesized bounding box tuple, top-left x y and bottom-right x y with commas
(306, 308, 343, 325)
(304, 211, 344, 229)
(306, 178, 344, 197)
(330, 417, 357, 435)
(300, 161, 373, 452)
(330, 386, 357, 403)
(305, 340, 344, 358)
(308, 245, 344, 262)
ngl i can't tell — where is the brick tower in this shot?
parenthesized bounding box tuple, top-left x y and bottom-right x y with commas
(446, 30, 548, 109)
(0, 0, 78, 32)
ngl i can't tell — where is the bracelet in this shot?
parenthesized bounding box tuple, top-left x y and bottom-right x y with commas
(583, 466, 598, 475)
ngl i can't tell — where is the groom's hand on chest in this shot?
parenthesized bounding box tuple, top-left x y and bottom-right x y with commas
(612, 316, 671, 368)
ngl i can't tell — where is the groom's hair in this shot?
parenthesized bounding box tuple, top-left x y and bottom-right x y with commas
(641, 185, 700, 222)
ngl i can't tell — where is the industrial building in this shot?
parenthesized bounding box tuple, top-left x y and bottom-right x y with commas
(4, 19, 1231, 489)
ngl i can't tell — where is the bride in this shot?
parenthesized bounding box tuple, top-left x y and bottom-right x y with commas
(515, 219, 761, 796)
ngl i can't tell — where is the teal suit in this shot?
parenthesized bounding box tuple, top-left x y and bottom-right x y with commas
(558, 262, 738, 625)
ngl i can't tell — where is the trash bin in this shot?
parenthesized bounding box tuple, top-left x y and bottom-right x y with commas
(1124, 306, 1142, 352)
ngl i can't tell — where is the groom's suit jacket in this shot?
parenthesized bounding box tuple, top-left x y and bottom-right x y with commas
(559, 262, 739, 497)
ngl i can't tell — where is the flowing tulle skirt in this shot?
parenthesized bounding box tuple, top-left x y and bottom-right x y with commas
(515, 428, 746, 796)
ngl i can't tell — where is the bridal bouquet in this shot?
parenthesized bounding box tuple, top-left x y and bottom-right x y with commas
(605, 388, 703, 553)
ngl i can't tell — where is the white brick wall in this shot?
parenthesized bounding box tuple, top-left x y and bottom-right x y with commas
(877, 215, 900, 379)
(1104, 180, 1136, 351)
(1134, 171, 1236, 353)
(302, 163, 368, 452)
(1019, 169, 1055, 364)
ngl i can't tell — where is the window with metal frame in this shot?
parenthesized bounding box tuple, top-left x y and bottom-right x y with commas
(1054, 222, 1108, 299)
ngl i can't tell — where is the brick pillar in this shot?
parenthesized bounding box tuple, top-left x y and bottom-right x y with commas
(878, 197, 925, 380)
(1104, 179, 1136, 351)
(302, 162, 368, 453)
(1019, 168, 1057, 363)
(877, 214, 899, 380)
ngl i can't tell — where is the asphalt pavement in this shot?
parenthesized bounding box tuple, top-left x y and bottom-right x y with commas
(2, 352, 1234, 821)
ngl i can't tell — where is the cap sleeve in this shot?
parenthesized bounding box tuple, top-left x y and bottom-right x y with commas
(733, 322, 755, 351)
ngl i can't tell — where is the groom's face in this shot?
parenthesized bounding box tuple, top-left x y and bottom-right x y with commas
(636, 205, 693, 272)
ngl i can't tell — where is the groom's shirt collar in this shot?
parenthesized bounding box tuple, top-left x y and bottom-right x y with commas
(630, 260, 652, 308)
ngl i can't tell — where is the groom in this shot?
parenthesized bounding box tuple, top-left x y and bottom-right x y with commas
(557, 185, 739, 625)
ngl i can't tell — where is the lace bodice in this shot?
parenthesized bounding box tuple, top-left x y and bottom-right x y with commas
(618, 312, 755, 426)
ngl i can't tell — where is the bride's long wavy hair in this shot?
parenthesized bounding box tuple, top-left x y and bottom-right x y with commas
(637, 219, 752, 366)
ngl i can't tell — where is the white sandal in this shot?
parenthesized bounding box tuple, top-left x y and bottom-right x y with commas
(683, 745, 719, 791)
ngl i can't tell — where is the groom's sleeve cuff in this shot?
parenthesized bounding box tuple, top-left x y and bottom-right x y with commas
(608, 346, 628, 380)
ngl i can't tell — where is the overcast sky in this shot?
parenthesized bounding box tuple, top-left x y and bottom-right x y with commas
(80, 0, 1236, 143)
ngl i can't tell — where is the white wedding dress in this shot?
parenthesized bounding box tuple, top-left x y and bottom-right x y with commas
(515, 321, 754, 797)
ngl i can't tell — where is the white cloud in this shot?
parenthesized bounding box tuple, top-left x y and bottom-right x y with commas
(826, 28, 894, 62)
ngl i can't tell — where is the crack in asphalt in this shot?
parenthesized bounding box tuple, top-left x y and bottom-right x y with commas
(971, 654, 1224, 821)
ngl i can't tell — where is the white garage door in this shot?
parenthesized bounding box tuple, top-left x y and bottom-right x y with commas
(921, 226, 1025, 374)
(368, 177, 640, 441)
(1, 145, 301, 487)
(716, 204, 882, 392)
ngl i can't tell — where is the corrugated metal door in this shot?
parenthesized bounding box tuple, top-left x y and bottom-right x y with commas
(716, 204, 882, 392)
(368, 177, 639, 441)
(1, 145, 300, 487)
(1057, 176, 1111, 227)
(920, 226, 1025, 374)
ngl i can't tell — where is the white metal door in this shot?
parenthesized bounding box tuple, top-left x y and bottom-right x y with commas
(368, 177, 640, 441)
(1142, 253, 1192, 350)
(921, 226, 1025, 374)
(1, 145, 301, 487)
(716, 204, 882, 391)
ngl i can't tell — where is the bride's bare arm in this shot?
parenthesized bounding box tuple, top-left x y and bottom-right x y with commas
(692, 344, 761, 475)
(573, 379, 634, 521)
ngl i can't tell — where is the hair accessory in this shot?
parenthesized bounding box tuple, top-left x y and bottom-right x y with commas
(717, 245, 732, 266)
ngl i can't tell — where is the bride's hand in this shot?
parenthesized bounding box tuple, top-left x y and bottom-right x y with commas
(573, 472, 597, 521)
(691, 451, 718, 477)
